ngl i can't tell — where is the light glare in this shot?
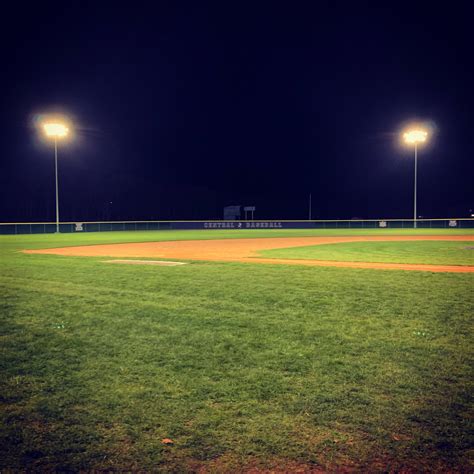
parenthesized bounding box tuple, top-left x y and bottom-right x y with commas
(43, 122, 69, 138)
(403, 129, 428, 145)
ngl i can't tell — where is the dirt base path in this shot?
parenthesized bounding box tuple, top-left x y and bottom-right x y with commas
(24, 235, 474, 272)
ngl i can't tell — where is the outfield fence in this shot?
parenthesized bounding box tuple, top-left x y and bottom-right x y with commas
(0, 218, 473, 235)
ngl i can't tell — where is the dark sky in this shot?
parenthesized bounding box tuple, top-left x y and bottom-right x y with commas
(1, 1, 473, 221)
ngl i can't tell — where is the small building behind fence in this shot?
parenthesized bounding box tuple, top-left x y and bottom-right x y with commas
(223, 205, 241, 220)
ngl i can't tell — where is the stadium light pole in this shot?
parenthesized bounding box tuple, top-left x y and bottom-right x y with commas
(43, 122, 70, 233)
(403, 128, 428, 228)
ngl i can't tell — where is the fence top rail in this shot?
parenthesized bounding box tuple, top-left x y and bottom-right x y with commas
(1, 218, 473, 226)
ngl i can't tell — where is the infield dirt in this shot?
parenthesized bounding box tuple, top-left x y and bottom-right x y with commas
(24, 235, 474, 272)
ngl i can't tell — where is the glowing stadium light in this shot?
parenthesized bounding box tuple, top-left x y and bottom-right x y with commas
(401, 125, 431, 229)
(403, 129, 428, 145)
(43, 122, 69, 138)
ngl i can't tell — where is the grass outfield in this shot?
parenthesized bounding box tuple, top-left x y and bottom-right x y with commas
(259, 240, 474, 266)
(1, 229, 473, 471)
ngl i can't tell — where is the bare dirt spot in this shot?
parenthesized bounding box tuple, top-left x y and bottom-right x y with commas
(24, 235, 474, 273)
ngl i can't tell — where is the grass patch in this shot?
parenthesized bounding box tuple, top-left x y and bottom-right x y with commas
(1, 230, 473, 471)
(259, 240, 474, 266)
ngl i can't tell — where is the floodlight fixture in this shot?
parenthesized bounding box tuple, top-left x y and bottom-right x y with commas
(43, 122, 69, 139)
(403, 129, 428, 145)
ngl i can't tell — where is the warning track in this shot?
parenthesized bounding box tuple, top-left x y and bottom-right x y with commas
(24, 235, 474, 272)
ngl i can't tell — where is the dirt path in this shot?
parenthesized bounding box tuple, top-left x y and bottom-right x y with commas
(24, 235, 474, 272)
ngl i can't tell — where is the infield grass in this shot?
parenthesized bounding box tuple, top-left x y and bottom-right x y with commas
(259, 240, 474, 266)
(1, 229, 473, 471)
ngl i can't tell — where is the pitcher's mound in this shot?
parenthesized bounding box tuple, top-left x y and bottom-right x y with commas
(104, 259, 187, 266)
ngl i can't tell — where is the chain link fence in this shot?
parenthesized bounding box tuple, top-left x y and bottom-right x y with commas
(1, 218, 473, 234)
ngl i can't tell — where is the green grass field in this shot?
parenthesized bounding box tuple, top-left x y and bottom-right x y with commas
(1, 229, 473, 471)
(259, 240, 474, 266)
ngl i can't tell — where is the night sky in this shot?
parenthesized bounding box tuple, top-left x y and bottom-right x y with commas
(1, 2, 473, 222)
